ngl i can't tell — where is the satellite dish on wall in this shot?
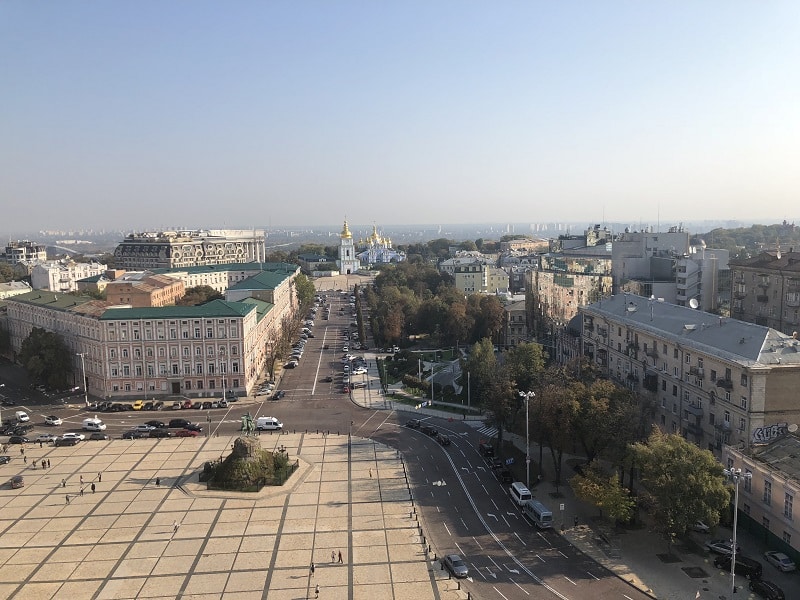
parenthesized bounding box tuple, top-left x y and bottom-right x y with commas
(689, 298, 699, 309)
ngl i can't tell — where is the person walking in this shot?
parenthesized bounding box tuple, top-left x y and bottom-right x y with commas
(91, 483, 96, 493)
(79, 486, 84, 497)
(315, 583, 319, 598)
(65, 495, 70, 504)
(331, 550, 336, 563)
(61, 478, 66, 488)
(156, 477, 160, 487)
(39, 440, 43, 448)
(310, 562, 315, 576)
(338, 550, 343, 564)
(80, 475, 83, 485)
(98, 472, 102, 482)
(23, 456, 27, 464)
(172, 520, 179, 534)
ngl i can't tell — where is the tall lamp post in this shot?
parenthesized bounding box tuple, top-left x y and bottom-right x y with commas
(518, 391, 535, 489)
(724, 467, 751, 599)
(77, 352, 88, 407)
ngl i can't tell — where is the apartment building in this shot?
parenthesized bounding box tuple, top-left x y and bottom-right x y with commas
(581, 294, 800, 456)
(105, 273, 185, 307)
(451, 260, 510, 295)
(114, 229, 266, 270)
(730, 250, 800, 336)
(502, 298, 528, 348)
(724, 434, 800, 559)
(31, 260, 108, 292)
(1, 241, 47, 264)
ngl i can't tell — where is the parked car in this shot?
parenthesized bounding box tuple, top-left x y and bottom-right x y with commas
(145, 420, 166, 429)
(0, 456, 11, 465)
(405, 419, 421, 429)
(764, 551, 796, 572)
(705, 539, 741, 555)
(497, 468, 514, 484)
(478, 442, 495, 457)
(171, 402, 182, 410)
(8, 436, 30, 444)
(61, 433, 85, 441)
(437, 434, 451, 446)
(714, 553, 762, 579)
(132, 400, 144, 411)
(274, 390, 286, 400)
(149, 429, 172, 438)
(184, 423, 202, 432)
(54, 436, 79, 446)
(122, 430, 147, 440)
(201, 402, 213, 410)
(169, 418, 191, 429)
(44, 415, 63, 426)
(421, 425, 437, 437)
(443, 554, 469, 578)
(134, 424, 155, 433)
(88, 432, 110, 441)
(689, 521, 710, 533)
(10, 475, 24, 489)
(175, 428, 199, 437)
(749, 579, 786, 600)
(35, 433, 58, 444)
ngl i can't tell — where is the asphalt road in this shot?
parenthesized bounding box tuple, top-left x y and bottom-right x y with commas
(0, 287, 655, 600)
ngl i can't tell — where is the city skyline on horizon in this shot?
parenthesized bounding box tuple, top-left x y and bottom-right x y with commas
(2, 2, 799, 232)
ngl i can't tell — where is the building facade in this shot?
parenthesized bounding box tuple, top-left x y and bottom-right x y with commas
(114, 229, 266, 270)
(31, 260, 108, 293)
(581, 294, 800, 457)
(1, 241, 47, 264)
(0, 281, 32, 300)
(105, 273, 186, 307)
(730, 250, 800, 335)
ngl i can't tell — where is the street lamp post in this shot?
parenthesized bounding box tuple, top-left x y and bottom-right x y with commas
(724, 467, 751, 599)
(77, 352, 88, 407)
(519, 391, 535, 490)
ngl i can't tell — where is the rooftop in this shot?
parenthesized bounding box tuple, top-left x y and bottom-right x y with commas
(99, 299, 255, 320)
(583, 294, 800, 367)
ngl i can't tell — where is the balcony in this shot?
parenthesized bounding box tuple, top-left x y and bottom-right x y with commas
(689, 366, 704, 378)
(756, 295, 769, 303)
(685, 403, 704, 417)
(787, 295, 800, 308)
(734, 290, 747, 299)
(645, 347, 659, 359)
(716, 379, 733, 390)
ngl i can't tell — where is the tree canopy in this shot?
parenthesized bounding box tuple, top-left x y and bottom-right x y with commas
(176, 285, 223, 306)
(19, 327, 73, 390)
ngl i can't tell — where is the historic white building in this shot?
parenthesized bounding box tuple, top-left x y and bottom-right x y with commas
(337, 221, 361, 275)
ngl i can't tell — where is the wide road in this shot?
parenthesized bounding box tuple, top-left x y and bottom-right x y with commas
(2, 289, 652, 600)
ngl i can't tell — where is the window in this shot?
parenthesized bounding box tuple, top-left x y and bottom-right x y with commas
(738, 417, 745, 431)
(196, 363, 203, 375)
(185, 381, 191, 390)
(183, 364, 191, 375)
(672, 385, 678, 397)
(725, 367, 732, 380)
(785, 493, 793, 520)
(662, 380, 667, 391)
(122, 349, 129, 358)
(194, 328, 201, 339)
(741, 373, 748, 387)
(783, 531, 792, 545)
(672, 403, 677, 415)
(673, 366, 678, 376)
(724, 410, 730, 424)
(725, 391, 731, 402)
(764, 481, 772, 506)
(685, 353, 691, 364)
(196, 380, 203, 390)
(744, 470, 752, 492)
(674, 348, 679, 359)
(122, 366, 130, 376)
(697, 357, 704, 369)
(662, 344, 667, 354)
(206, 327, 213, 338)
(661, 397, 666, 408)
(740, 397, 747, 409)
(710, 369, 717, 382)
(232, 362, 239, 373)
(134, 349, 141, 359)
(110, 349, 116, 359)
(135, 365, 142, 377)
(709, 413, 715, 425)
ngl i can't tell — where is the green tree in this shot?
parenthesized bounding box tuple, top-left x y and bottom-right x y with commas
(631, 429, 729, 551)
(177, 285, 223, 306)
(572, 462, 636, 523)
(19, 327, 73, 390)
(504, 342, 546, 392)
(0, 263, 16, 283)
(293, 273, 316, 309)
(538, 374, 580, 489)
(463, 338, 498, 409)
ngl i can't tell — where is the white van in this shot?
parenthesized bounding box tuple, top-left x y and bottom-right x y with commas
(256, 416, 283, 431)
(82, 416, 107, 432)
(509, 481, 532, 506)
(522, 499, 553, 529)
(15, 411, 30, 423)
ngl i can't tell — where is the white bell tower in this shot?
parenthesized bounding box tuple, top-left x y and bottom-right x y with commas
(337, 220, 360, 275)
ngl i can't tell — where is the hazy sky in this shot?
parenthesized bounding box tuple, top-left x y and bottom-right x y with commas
(2, 2, 799, 232)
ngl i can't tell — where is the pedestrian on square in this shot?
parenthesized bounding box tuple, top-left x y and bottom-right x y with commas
(23, 456, 27, 464)
(80, 475, 83, 484)
(65, 495, 70, 504)
(156, 477, 160, 487)
(61, 478, 66, 488)
(79, 487, 84, 497)
(20, 448, 24, 456)
(39, 440, 42, 448)
(31, 460, 36, 469)
(331, 550, 336, 563)
(315, 583, 319, 598)
(310, 562, 315, 576)
(91, 483, 96, 493)
(338, 550, 343, 564)
(98, 472, 102, 482)
(173, 521, 179, 534)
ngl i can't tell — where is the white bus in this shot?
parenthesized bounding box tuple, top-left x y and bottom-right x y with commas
(522, 499, 553, 529)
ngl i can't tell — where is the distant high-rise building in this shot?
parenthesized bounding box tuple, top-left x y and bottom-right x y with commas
(1, 240, 47, 264)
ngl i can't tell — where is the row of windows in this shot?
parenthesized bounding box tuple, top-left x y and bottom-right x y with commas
(109, 345, 239, 359)
(109, 362, 240, 377)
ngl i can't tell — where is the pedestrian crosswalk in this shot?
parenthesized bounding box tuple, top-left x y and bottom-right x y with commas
(476, 425, 498, 439)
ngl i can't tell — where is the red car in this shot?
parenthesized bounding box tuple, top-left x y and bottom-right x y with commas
(175, 429, 199, 437)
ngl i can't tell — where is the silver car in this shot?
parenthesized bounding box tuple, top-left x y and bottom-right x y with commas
(443, 554, 469, 578)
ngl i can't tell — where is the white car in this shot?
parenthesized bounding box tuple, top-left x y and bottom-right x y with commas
(353, 367, 368, 375)
(134, 424, 155, 433)
(36, 433, 58, 443)
(764, 550, 796, 572)
(44, 415, 63, 426)
(60, 432, 86, 441)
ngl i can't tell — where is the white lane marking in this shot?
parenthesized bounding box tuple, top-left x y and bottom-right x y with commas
(564, 576, 577, 586)
(472, 536, 483, 549)
(443, 523, 451, 536)
(493, 586, 511, 599)
(514, 532, 526, 546)
(510, 578, 530, 595)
